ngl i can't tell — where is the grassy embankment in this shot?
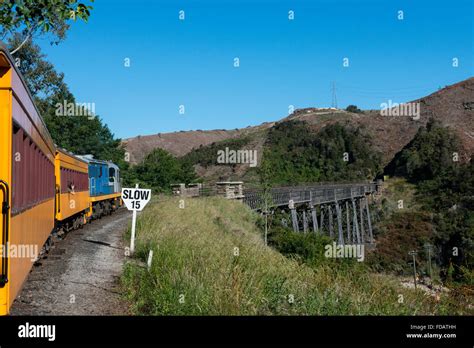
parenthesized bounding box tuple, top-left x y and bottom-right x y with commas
(121, 196, 468, 315)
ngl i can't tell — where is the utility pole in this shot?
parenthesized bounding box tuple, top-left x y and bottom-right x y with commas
(409, 250, 418, 289)
(425, 243, 433, 284)
(264, 200, 268, 246)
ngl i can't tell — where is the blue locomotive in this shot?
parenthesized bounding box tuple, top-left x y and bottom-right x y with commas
(77, 155, 122, 218)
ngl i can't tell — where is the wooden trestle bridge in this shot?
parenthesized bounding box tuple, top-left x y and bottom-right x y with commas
(242, 182, 380, 245)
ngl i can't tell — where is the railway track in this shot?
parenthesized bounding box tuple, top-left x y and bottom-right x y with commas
(10, 208, 131, 315)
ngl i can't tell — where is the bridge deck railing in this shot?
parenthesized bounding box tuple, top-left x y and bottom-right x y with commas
(243, 182, 378, 210)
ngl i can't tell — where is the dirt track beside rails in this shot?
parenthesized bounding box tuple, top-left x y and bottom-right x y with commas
(11, 208, 132, 315)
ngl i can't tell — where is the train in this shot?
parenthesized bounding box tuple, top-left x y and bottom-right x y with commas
(0, 45, 122, 315)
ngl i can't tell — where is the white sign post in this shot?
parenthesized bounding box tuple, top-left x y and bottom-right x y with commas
(121, 184, 152, 254)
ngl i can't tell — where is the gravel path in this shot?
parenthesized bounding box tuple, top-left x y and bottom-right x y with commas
(11, 208, 132, 315)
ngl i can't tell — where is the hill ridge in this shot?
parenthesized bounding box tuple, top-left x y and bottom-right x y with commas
(123, 77, 474, 166)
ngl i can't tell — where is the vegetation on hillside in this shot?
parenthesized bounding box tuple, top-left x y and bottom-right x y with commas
(176, 120, 383, 186)
(180, 137, 252, 168)
(368, 211, 434, 274)
(128, 148, 197, 192)
(260, 121, 382, 185)
(386, 119, 460, 182)
(345, 105, 363, 113)
(381, 120, 473, 284)
(122, 197, 468, 315)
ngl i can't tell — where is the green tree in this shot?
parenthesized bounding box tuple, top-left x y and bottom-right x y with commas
(261, 120, 382, 185)
(345, 105, 362, 113)
(180, 137, 251, 168)
(384, 120, 473, 283)
(133, 149, 197, 192)
(7, 33, 64, 102)
(1, 0, 93, 53)
(423, 159, 474, 283)
(388, 119, 460, 182)
(7, 34, 129, 176)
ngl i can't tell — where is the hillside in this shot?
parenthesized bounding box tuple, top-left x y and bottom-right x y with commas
(123, 77, 474, 174)
(121, 196, 467, 315)
(122, 122, 274, 165)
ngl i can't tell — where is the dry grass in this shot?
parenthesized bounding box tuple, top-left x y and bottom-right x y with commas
(122, 196, 464, 315)
(381, 177, 420, 213)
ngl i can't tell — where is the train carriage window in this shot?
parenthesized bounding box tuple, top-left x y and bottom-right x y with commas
(39, 152, 42, 201)
(60, 166, 89, 193)
(32, 145, 36, 204)
(39, 150, 43, 202)
(12, 125, 21, 212)
(33, 143, 37, 203)
(11, 124, 55, 214)
(43, 155, 47, 199)
(33, 146, 37, 204)
(28, 141, 34, 205)
(22, 133, 28, 210)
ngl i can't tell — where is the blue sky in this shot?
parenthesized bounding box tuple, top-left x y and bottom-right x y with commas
(39, 0, 473, 139)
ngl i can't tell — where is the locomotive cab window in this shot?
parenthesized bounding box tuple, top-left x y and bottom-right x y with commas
(109, 167, 115, 182)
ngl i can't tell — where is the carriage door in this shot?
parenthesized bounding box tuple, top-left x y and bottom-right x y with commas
(0, 123, 10, 290)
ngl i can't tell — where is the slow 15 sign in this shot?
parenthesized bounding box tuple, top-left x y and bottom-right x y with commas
(121, 187, 151, 211)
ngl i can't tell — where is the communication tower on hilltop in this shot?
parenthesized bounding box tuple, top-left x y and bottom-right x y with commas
(331, 81, 338, 109)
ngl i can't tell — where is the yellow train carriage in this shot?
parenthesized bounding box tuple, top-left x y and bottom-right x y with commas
(55, 149, 90, 232)
(0, 46, 56, 315)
